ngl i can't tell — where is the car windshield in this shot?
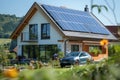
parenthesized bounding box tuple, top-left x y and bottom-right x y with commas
(66, 52, 79, 57)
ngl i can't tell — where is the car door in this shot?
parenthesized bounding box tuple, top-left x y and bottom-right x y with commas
(79, 52, 89, 63)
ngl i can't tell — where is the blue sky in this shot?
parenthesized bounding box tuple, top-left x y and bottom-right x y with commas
(0, 0, 120, 25)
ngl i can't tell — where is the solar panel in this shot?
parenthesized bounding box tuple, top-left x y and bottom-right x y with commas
(42, 4, 110, 35)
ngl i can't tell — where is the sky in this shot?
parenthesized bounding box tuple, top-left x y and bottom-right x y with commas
(0, 0, 120, 25)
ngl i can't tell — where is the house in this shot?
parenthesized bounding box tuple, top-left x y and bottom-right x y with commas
(106, 25, 120, 42)
(10, 2, 116, 62)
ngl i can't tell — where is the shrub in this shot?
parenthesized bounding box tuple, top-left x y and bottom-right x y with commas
(58, 51, 64, 59)
(109, 44, 120, 56)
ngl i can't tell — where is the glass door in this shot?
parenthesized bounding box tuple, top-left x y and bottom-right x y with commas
(22, 45, 40, 60)
(39, 45, 57, 62)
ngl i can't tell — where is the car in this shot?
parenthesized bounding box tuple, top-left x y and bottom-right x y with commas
(59, 51, 93, 67)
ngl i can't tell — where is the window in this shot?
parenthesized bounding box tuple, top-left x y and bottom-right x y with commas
(71, 45, 79, 52)
(80, 52, 87, 57)
(22, 45, 57, 62)
(41, 23, 50, 39)
(21, 32, 29, 41)
(29, 24, 38, 40)
(22, 45, 40, 59)
(39, 45, 57, 62)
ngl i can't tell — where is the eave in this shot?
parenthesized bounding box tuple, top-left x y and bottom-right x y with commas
(10, 2, 38, 39)
(63, 30, 117, 41)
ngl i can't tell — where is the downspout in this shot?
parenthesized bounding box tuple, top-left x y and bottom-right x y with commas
(64, 39, 69, 55)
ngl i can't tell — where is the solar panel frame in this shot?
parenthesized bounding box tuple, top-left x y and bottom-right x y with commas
(42, 4, 110, 35)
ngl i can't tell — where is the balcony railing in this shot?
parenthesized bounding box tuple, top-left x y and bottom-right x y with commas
(21, 32, 38, 42)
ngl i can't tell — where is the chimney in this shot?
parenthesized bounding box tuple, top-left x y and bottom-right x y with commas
(84, 5, 89, 12)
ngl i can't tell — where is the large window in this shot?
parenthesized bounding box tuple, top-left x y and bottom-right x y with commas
(22, 45, 57, 62)
(29, 24, 38, 40)
(22, 45, 40, 59)
(39, 45, 57, 62)
(41, 23, 50, 39)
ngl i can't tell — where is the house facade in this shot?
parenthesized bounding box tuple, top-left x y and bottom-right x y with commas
(10, 2, 116, 62)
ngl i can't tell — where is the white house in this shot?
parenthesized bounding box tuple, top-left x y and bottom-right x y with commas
(10, 2, 116, 62)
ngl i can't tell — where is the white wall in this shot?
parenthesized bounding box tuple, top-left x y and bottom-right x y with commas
(17, 10, 64, 55)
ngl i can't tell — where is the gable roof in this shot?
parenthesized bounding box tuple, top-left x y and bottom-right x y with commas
(10, 2, 38, 39)
(10, 2, 116, 40)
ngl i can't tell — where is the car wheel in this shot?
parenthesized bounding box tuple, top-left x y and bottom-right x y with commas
(74, 60, 80, 65)
(60, 64, 65, 68)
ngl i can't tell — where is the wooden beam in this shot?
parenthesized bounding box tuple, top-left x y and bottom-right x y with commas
(11, 7, 37, 39)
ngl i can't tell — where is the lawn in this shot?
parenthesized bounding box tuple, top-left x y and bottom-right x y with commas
(0, 38, 11, 45)
(0, 65, 71, 80)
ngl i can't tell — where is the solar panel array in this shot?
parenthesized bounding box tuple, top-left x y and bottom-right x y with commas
(42, 4, 110, 35)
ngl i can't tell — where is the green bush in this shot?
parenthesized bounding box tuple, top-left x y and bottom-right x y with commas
(89, 47, 102, 56)
(109, 44, 120, 56)
(58, 51, 64, 59)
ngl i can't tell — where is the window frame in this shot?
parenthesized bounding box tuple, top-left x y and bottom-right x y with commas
(71, 45, 79, 52)
(41, 23, 50, 39)
(29, 24, 38, 40)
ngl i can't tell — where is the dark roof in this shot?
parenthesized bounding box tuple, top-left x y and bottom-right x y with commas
(41, 4, 110, 35)
(106, 25, 119, 27)
(106, 25, 120, 39)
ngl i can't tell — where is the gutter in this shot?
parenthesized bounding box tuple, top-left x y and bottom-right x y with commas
(64, 39, 69, 55)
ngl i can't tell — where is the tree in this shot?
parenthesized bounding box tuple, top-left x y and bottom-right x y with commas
(91, 0, 118, 25)
(0, 14, 22, 38)
(92, 4, 108, 13)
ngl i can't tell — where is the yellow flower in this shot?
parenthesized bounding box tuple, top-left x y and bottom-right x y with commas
(100, 39, 108, 46)
(3, 68, 18, 78)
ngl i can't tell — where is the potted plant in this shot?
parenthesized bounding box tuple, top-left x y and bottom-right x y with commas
(89, 47, 102, 56)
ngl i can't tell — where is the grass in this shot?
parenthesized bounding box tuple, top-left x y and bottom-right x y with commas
(53, 67, 70, 73)
(0, 38, 11, 45)
(18, 66, 72, 80)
